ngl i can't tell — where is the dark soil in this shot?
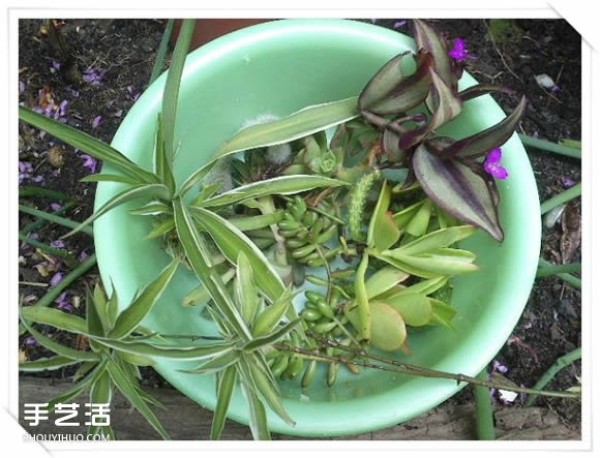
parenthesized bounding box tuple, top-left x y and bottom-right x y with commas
(18, 19, 582, 436)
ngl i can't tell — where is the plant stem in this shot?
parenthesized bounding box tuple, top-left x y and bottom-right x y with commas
(19, 186, 71, 200)
(524, 348, 581, 407)
(149, 19, 175, 85)
(18, 233, 78, 266)
(539, 183, 581, 215)
(474, 369, 496, 440)
(34, 254, 97, 308)
(519, 134, 581, 159)
(538, 258, 581, 289)
(536, 261, 581, 278)
(19, 204, 94, 236)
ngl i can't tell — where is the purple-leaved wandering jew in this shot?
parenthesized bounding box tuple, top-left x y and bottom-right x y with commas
(484, 147, 509, 180)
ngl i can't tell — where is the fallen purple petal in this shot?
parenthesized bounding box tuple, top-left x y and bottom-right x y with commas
(50, 202, 63, 212)
(67, 86, 80, 97)
(24, 336, 38, 346)
(393, 20, 407, 29)
(50, 240, 66, 249)
(80, 154, 98, 173)
(58, 100, 69, 117)
(484, 147, 509, 180)
(92, 115, 103, 129)
(493, 360, 509, 374)
(83, 68, 107, 86)
(79, 249, 90, 262)
(50, 271, 64, 287)
(52, 60, 61, 70)
(561, 177, 577, 188)
(19, 80, 26, 93)
(32, 175, 45, 184)
(55, 292, 73, 312)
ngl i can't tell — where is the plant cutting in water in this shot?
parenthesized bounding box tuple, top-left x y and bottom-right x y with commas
(19, 19, 578, 440)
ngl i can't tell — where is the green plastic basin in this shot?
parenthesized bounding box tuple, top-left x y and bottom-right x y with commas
(94, 19, 541, 437)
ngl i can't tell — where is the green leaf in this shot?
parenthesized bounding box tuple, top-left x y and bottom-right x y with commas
(162, 19, 195, 164)
(413, 143, 504, 241)
(380, 247, 478, 277)
(392, 200, 425, 228)
(128, 201, 172, 216)
(397, 225, 476, 255)
(116, 350, 155, 367)
(215, 97, 359, 160)
(62, 183, 171, 238)
(145, 218, 175, 240)
(405, 199, 433, 237)
(19, 355, 81, 372)
(367, 181, 400, 252)
(365, 267, 410, 300)
(251, 289, 295, 337)
(173, 197, 252, 338)
(108, 258, 178, 339)
(397, 276, 449, 296)
(235, 252, 260, 326)
(346, 301, 406, 351)
(95, 337, 234, 360)
(80, 174, 142, 185)
(413, 20, 454, 89)
(21, 306, 88, 334)
(385, 292, 433, 327)
(20, 319, 100, 362)
(19, 106, 158, 183)
(90, 370, 112, 409)
(229, 211, 284, 232)
(47, 362, 104, 411)
(106, 287, 120, 330)
(211, 365, 237, 440)
(429, 298, 457, 328)
(441, 96, 527, 159)
(243, 319, 299, 352)
(191, 207, 285, 303)
(353, 255, 371, 341)
(182, 270, 235, 307)
(154, 114, 176, 195)
(200, 175, 348, 208)
(92, 283, 113, 333)
(106, 356, 170, 440)
(359, 52, 412, 111)
(182, 350, 240, 374)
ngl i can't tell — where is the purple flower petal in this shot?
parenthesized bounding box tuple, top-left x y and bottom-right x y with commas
(52, 60, 61, 70)
(58, 100, 69, 117)
(80, 154, 98, 173)
(92, 115, 103, 129)
(50, 203, 62, 212)
(24, 336, 38, 346)
(493, 360, 509, 374)
(83, 68, 107, 86)
(50, 240, 65, 249)
(50, 271, 64, 287)
(55, 292, 73, 312)
(484, 147, 509, 180)
(79, 249, 90, 262)
(19, 81, 26, 93)
(561, 177, 576, 188)
(449, 38, 475, 62)
(393, 20, 407, 29)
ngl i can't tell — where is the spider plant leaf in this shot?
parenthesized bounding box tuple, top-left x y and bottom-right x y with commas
(215, 97, 359, 160)
(361, 52, 433, 115)
(251, 289, 296, 338)
(235, 252, 260, 326)
(397, 225, 476, 256)
(116, 350, 155, 367)
(20, 319, 100, 362)
(154, 114, 176, 195)
(19, 355, 81, 372)
(413, 143, 504, 241)
(90, 370, 113, 411)
(182, 349, 240, 374)
(80, 174, 143, 185)
(394, 276, 449, 296)
(162, 19, 195, 163)
(229, 211, 284, 232)
(62, 183, 171, 238)
(128, 201, 172, 216)
(191, 207, 285, 303)
(367, 181, 400, 252)
(47, 362, 105, 411)
(108, 258, 179, 339)
(211, 365, 238, 440)
(241, 380, 271, 440)
(392, 200, 425, 228)
(365, 267, 410, 300)
(95, 337, 234, 360)
(21, 306, 88, 334)
(182, 269, 235, 307)
(243, 319, 299, 352)
(397, 68, 463, 150)
(19, 106, 158, 183)
(106, 286, 120, 330)
(106, 356, 170, 440)
(200, 175, 349, 208)
(173, 197, 252, 338)
(429, 298, 457, 328)
(145, 217, 176, 240)
(440, 96, 527, 159)
(92, 282, 112, 332)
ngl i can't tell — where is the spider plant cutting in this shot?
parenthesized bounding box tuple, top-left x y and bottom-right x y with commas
(19, 19, 545, 438)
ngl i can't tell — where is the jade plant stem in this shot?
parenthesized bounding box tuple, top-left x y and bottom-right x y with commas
(474, 369, 496, 440)
(518, 134, 581, 159)
(524, 347, 581, 407)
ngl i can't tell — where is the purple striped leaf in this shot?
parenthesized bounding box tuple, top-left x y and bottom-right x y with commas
(412, 143, 504, 241)
(413, 20, 456, 90)
(458, 84, 515, 102)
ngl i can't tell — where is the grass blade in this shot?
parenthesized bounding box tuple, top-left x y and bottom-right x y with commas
(109, 258, 179, 339)
(19, 204, 94, 236)
(19, 106, 157, 183)
(21, 306, 88, 334)
(149, 19, 175, 85)
(80, 174, 142, 185)
(62, 183, 171, 238)
(211, 365, 237, 440)
(19, 355, 80, 372)
(154, 114, 176, 195)
(106, 356, 170, 440)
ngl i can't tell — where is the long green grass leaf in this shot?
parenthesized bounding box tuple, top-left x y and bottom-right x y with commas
(19, 106, 157, 183)
(19, 355, 80, 372)
(211, 365, 237, 440)
(21, 306, 88, 334)
(149, 19, 175, 85)
(62, 183, 171, 238)
(80, 174, 142, 185)
(109, 258, 179, 339)
(154, 114, 176, 195)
